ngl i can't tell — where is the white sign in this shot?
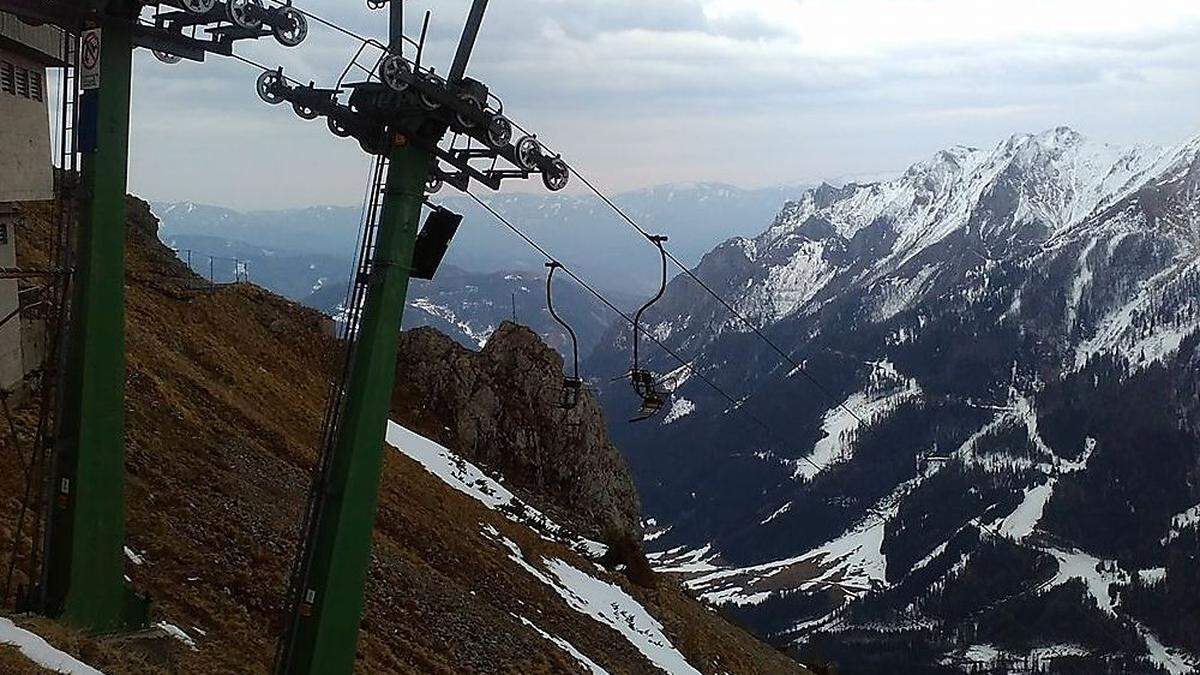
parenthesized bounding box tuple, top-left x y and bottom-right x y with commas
(80, 28, 101, 90)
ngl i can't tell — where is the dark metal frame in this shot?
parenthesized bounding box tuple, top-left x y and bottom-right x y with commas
(629, 235, 670, 422)
(545, 262, 583, 410)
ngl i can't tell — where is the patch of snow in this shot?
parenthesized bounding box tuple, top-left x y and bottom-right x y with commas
(1138, 568, 1167, 585)
(387, 422, 606, 558)
(661, 398, 695, 425)
(484, 529, 700, 675)
(154, 621, 198, 651)
(911, 541, 948, 573)
(649, 543, 720, 574)
(1163, 503, 1200, 545)
(998, 479, 1055, 542)
(1073, 259, 1200, 370)
(760, 502, 792, 525)
(793, 361, 921, 480)
(1042, 547, 1127, 615)
(642, 524, 671, 543)
(962, 644, 1001, 664)
(123, 546, 144, 566)
(544, 559, 702, 675)
(0, 617, 104, 674)
(409, 297, 494, 348)
(514, 614, 609, 675)
(1137, 622, 1196, 675)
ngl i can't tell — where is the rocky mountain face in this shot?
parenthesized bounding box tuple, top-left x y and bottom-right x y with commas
(588, 127, 1200, 673)
(0, 198, 806, 674)
(391, 322, 642, 542)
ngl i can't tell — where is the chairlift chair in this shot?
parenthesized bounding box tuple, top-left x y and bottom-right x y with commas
(545, 262, 584, 410)
(627, 235, 669, 423)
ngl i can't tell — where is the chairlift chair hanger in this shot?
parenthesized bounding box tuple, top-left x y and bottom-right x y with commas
(545, 262, 583, 410)
(628, 235, 669, 423)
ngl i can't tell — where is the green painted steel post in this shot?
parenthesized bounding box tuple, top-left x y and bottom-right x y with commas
(43, 11, 144, 631)
(282, 144, 428, 674)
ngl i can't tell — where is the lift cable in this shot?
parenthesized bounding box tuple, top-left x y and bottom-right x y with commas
(564, 165, 866, 425)
(260, 0, 419, 51)
(465, 190, 830, 477)
(226, 51, 305, 85)
(209, 11, 843, 468)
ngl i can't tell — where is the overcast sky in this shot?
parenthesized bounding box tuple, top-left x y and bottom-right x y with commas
(124, 0, 1200, 209)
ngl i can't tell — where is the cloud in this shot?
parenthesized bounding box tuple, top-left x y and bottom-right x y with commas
(121, 0, 1200, 209)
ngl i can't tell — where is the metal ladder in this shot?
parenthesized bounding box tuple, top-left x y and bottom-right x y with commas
(274, 152, 390, 669)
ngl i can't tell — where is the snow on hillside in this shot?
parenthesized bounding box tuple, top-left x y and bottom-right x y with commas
(387, 422, 709, 673)
(599, 127, 1200, 673)
(791, 360, 921, 480)
(385, 422, 606, 558)
(666, 483, 915, 610)
(481, 526, 701, 675)
(0, 617, 103, 675)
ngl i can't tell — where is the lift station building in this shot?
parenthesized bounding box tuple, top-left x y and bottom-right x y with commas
(0, 11, 61, 393)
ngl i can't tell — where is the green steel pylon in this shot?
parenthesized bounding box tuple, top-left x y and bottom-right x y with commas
(279, 143, 428, 674)
(43, 9, 146, 632)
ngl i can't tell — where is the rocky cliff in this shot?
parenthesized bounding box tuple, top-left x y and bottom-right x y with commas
(392, 323, 641, 543)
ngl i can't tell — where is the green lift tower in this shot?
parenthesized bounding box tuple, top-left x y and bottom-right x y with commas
(0, 0, 310, 632)
(264, 1, 571, 672)
(42, 2, 144, 630)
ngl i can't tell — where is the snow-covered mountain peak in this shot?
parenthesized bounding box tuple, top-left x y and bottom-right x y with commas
(590, 127, 1200, 674)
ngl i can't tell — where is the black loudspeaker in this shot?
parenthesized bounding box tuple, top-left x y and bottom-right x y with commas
(411, 208, 462, 280)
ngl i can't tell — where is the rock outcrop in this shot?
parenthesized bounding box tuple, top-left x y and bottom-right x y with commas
(393, 322, 642, 542)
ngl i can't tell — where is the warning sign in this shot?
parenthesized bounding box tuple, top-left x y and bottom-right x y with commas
(80, 29, 101, 90)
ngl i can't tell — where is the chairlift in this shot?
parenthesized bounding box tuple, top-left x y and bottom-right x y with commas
(628, 235, 669, 423)
(545, 262, 584, 410)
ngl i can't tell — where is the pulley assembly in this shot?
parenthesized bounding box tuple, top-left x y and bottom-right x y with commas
(254, 42, 570, 193)
(139, 0, 310, 62)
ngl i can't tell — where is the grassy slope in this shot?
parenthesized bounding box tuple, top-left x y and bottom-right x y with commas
(0, 199, 806, 674)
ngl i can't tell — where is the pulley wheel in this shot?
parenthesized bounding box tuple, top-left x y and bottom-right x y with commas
(327, 116, 351, 138)
(418, 74, 443, 111)
(256, 71, 285, 104)
(380, 54, 411, 92)
(226, 0, 263, 29)
(542, 158, 569, 192)
(486, 115, 513, 148)
(426, 175, 443, 194)
(180, 0, 215, 14)
(455, 94, 482, 129)
(272, 7, 307, 47)
(292, 100, 319, 120)
(153, 50, 183, 65)
(515, 135, 541, 171)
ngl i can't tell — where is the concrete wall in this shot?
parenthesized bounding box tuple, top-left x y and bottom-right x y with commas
(0, 13, 62, 62)
(0, 47, 53, 202)
(0, 13, 59, 393)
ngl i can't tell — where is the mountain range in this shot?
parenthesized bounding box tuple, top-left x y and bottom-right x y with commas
(153, 182, 806, 297)
(154, 183, 805, 357)
(587, 126, 1200, 673)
